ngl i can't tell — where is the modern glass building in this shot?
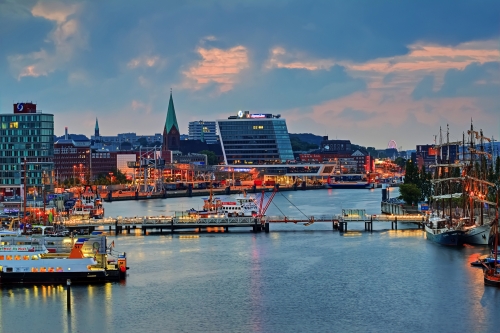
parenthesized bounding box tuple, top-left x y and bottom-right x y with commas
(188, 120, 218, 144)
(0, 103, 54, 199)
(216, 111, 294, 165)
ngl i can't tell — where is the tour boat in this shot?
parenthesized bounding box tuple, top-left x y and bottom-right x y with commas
(0, 235, 127, 285)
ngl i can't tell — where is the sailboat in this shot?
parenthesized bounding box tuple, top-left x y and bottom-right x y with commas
(424, 126, 464, 246)
(484, 192, 499, 287)
(459, 123, 496, 245)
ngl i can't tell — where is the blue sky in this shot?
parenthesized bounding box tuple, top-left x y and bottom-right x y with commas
(1, 0, 499, 149)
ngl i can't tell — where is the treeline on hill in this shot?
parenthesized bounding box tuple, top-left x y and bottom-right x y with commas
(290, 137, 319, 151)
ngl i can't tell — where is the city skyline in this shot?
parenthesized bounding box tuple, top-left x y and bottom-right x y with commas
(1, 0, 499, 150)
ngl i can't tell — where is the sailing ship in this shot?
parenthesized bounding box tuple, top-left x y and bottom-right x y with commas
(459, 123, 497, 245)
(424, 126, 465, 246)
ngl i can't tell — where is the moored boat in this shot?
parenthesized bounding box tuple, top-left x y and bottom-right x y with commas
(0, 234, 127, 285)
(424, 215, 464, 246)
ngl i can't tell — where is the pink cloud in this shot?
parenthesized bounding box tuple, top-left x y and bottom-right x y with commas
(266, 47, 335, 71)
(183, 45, 249, 93)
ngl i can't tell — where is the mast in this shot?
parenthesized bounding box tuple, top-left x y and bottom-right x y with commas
(469, 120, 474, 226)
(462, 131, 466, 218)
(447, 125, 452, 220)
(480, 129, 485, 226)
(440, 127, 444, 218)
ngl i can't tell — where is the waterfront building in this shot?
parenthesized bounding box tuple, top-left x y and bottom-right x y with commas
(0, 103, 54, 199)
(414, 144, 459, 171)
(188, 120, 218, 144)
(54, 127, 138, 182)
(319, 137, 352, 154)
(217, 111, 294, 165)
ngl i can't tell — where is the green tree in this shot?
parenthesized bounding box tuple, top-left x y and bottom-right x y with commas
(394, 157, 406, 168)
(404, 160, 419, 185)
(419, 166, 432, 201)
(137, 138, 149, 147)
(199, 150, 218, 165)
(398, 183, 422, 205)
(290, 137, 319, 151)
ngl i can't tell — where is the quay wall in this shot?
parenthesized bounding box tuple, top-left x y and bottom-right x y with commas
(102, 185, 326, 202)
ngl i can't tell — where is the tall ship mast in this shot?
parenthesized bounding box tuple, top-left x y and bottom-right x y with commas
(424, 126, 464, 246)
(459, 121, 497, 245)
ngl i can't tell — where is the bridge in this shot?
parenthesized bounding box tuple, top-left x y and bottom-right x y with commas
(59, 209, 426, 234)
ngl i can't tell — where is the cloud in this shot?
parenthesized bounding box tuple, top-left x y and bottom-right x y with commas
(183, 45, 249, 93)
(337, 108, 376, 121)
(411, 62, 500, 100)
(7, 1, 86, 80)
(266, 47, 335, 71)
(127, 55, 164, 69)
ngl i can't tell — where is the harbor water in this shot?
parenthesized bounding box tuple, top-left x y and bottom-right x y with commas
(2, 188, 500, 333)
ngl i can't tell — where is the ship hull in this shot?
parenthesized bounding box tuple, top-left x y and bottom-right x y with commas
(0, 270, 120, 285)
(424, 225, 464, 246)
(460, 224, 491, 245)
(484, 269, 500, 287)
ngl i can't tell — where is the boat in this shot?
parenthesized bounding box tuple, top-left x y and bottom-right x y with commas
(424, 214, 464, 246)
(69, 186, 104, 220)
(324, 176, 373, 189)
(424, 126, 466, 246)
(190, 187, 260, 218)
(458, 124, 497, 245)
(484, 192, 499, 287)
(470, 254, 500, 267)
(0, 233, 127, 285)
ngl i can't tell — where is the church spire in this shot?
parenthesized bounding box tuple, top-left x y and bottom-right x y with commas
(162, 90, 180, 152)
(165, 90, 179, 133)
(94, 117, 99, 137)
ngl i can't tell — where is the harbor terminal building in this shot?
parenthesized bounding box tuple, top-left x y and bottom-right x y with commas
(216, 111, 294, 165)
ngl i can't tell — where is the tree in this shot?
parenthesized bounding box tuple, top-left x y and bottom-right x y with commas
(394, 157, 406, 168)
(404, 160, 419, 185)
(199, 150, 218, 165)
(137, 137, 149, 147)
(399, 183, 421, 205)
(290, 137, 319, 151)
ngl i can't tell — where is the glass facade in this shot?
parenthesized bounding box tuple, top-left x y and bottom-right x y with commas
(0, 113, 54, 192)
(217, 118, 294, 164)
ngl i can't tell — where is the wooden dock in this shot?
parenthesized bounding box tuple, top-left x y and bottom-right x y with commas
(61, 209, 426, 234)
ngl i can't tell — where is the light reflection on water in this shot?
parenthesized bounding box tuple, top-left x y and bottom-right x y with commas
(2, 188, 500, 333)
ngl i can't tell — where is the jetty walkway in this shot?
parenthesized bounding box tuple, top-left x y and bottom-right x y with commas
(61, 209, 426, 234)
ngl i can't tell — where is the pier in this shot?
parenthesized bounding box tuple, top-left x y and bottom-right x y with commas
(61, 209, 426, 235)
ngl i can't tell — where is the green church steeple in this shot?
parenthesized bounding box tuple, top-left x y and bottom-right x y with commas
(94, 117, 100, 137)
(165, 91, 179, 133)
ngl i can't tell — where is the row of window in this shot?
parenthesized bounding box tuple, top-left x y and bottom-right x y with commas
(0, 135, 52, 143)
(0, 254, 39, 260)
(0, 129, 53, 136)
(0, 115, 52, 122)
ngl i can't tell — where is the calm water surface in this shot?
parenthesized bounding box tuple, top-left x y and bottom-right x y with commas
(2, 188, 499, 333)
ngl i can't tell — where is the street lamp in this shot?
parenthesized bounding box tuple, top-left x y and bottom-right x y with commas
(73, 165, 76, 186)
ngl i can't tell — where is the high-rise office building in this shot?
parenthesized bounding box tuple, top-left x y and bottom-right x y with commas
(188, 120, 218, 144)
(216, 111, 294, 165)
(0, 103, 54, 199)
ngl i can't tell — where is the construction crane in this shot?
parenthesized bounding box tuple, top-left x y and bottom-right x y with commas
(258, 187, 278, 218)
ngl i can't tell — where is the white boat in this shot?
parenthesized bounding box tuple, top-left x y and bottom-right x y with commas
(219, 194, 259, 217)
(0, 234, 127, 285)
(461, 222, 492, 245)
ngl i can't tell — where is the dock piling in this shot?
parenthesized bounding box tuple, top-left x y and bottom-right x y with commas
(66, 279, 71, 312)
